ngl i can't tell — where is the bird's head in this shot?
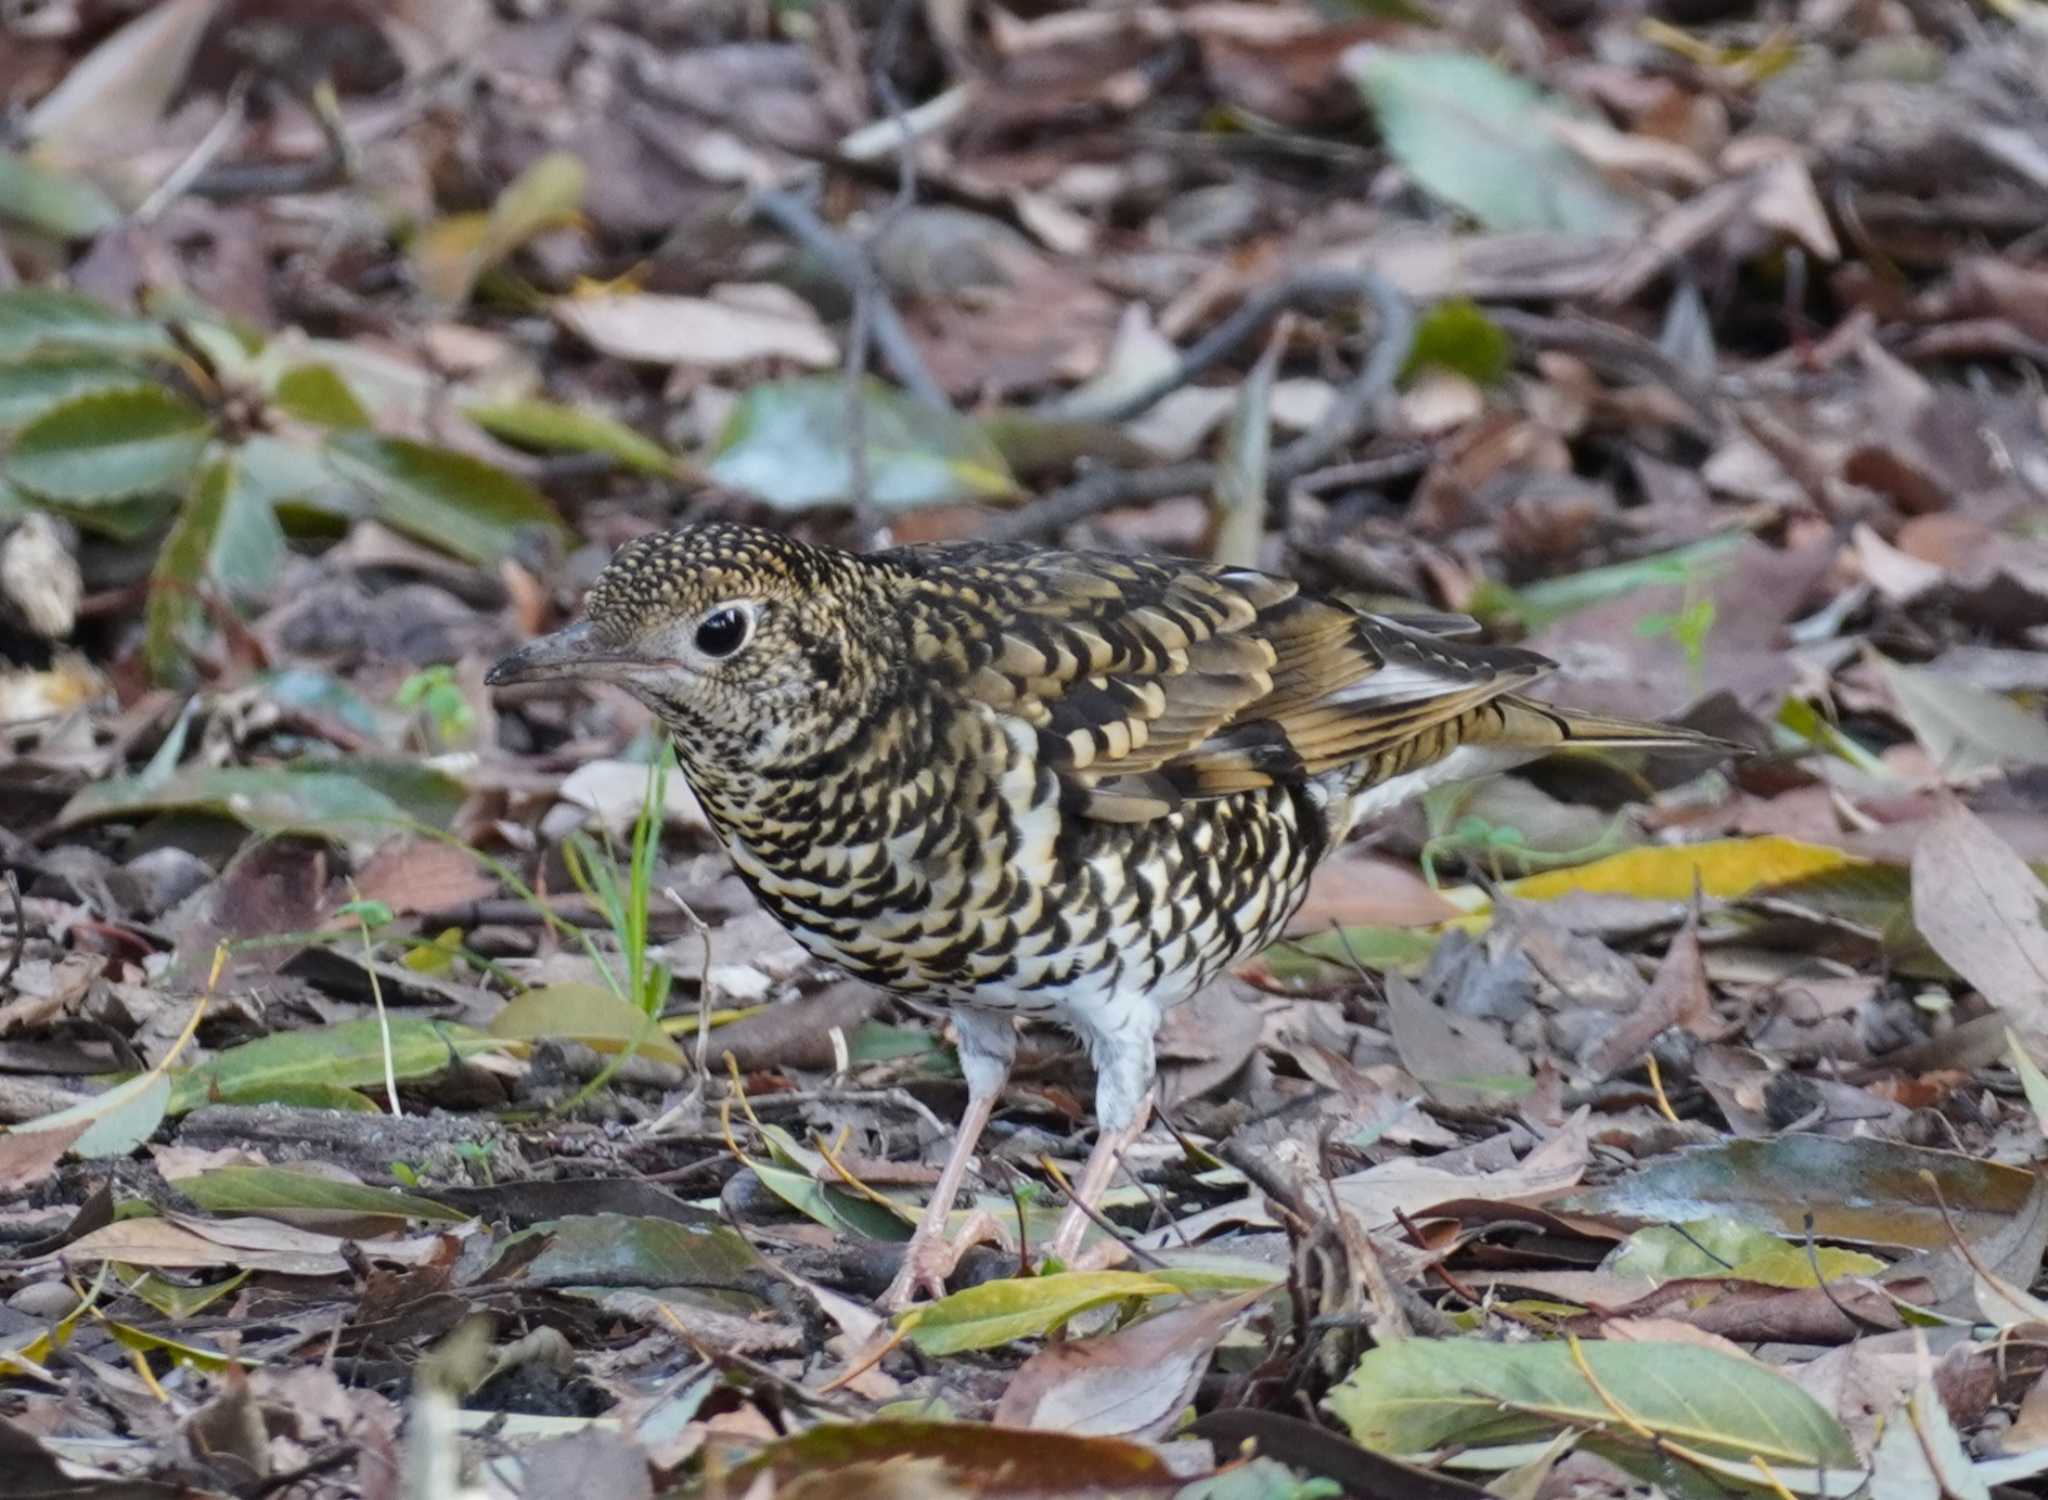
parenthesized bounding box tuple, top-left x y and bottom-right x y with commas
(486, 523, 893, 778)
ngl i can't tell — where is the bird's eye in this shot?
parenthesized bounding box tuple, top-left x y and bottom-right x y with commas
(694, 606, 751, 658)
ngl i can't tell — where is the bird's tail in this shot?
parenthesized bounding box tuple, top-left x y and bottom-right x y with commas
(1492, 695, 1743, 755)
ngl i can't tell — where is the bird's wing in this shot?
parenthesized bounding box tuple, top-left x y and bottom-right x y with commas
(888, 542, 1553, 821)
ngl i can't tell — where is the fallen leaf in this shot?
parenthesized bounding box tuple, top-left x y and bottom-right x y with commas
(1911, 803, 2048, 1027)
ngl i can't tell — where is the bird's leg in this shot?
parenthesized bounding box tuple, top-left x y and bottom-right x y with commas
(879, 1009, 1015, 1312)
(1047, 1011, 1160, 1265)
(1047, 1087, 1154, 1265)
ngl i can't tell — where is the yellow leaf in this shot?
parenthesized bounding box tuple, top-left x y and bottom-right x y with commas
(1441, 836, 1865, 918)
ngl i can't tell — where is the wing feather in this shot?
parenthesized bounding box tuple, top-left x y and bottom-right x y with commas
(880, 540, 1552, 820)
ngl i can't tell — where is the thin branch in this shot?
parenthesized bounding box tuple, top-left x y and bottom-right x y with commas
(187, 75, 357, 202)
(136, 72, 253, 222)
(749, 187, 948, 410)
(988, 269, 1415, 542)
(1, 871, 23, 989)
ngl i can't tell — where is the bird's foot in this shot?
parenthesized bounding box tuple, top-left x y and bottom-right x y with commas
(1040, 1215, 1132, 1272)
(878, 1209, 1006, 1313)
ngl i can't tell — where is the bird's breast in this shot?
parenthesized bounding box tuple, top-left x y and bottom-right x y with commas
(691, 702, 1330, 1025)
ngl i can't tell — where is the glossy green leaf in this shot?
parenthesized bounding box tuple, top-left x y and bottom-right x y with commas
(1347, 48, 1642, 235)
(175, 1166, 467, 1224)
(58, 758, 467, 842)
(324, 432, 566, 565)
(271, 363, 371, 429)
(144, 454, 287, 683)
(0, 289, 173, 360)
(0, 354, 147, 431)
(711, 376, 1019, 511)
(168, 1018, 504, 1114)
(1610, 1219, 1884, 1287)
(466, 397, 677, 475)
(5, 384, 210, 502)
(1328, 1338, 1859, 1471)
(900, 1270, 1184, 1354)
(745, 1153, 914, 1242)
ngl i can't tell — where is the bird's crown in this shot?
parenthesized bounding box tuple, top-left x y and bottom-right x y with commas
(584, 521, 861, 644)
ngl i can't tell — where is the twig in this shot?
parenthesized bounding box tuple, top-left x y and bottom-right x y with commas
(988, 269, 1415, 542)
(1041, 1161, 1171, 1270)
(839, 0, 927, 513)
(667, 887, 718, 1088)
(1089, 267, 1403, 425)
(136, 73, 253, 222)
(1481, 305, 1720, 433)
(188, 75, 357, 201)
(0, 870, 22, 989)
(749, 187, 948, 409)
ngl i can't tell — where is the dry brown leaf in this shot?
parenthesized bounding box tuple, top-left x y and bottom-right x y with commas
(1911, 803, 2048, 1031)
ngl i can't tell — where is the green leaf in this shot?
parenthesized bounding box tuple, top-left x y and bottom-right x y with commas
(0, 149, 121, 239)
(119, 1268, 250, 1320)
(1347, 48, 1642, 235)
(58, 758, 468, 843)
(0, 353, 152, 432)
(271, 363, 371, 429)
(900, 1270, 1183, 1354)
(0, 289, 173, 360)
(1327, 1338, 1859, 1472)
(10, 1069, 172, 1160)
(193, 1080, 380, 1112)
(413, 150, 585, 306)
(323, 432, 566, 565)
(238, 433, 352, 514)
(144, 453, 287, 683)
(1468, 532, 1748, 630)
(5, 384, 211, 503)
(168, 1018, 504, 1114)
(511, 1211, 762, 1287)
(466, 397, 678, 475)
(1403, 298, 1513, 385)
(1265, 925, 1443, 980)
(489, 982, 687, 1064)
(1610, 1219, 1884, 1287)
(745, 1153, 915, 1242)
(711, 376, 1019, 511)
(175, 1166, 468, 1224)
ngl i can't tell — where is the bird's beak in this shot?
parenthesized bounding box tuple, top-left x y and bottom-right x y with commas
(486, 621, 622, 686)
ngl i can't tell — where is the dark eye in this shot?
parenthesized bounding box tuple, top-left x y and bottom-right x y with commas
(694, 606, 750, 658)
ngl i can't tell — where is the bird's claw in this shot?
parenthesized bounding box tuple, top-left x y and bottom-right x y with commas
(878, 1209, 1006, 1313)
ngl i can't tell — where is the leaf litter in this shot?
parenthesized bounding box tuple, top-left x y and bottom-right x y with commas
(6, 2, 2048, 1497)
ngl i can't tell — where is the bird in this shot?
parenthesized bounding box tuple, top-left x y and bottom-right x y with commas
(487, 521, 1731, 1309)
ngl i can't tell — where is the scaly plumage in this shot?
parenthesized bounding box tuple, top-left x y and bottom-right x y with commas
(488, 521, 1729, 1307)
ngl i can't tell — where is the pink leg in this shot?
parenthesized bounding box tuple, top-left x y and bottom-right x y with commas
(1047, 1088, 1153, 1264)
(879, 1088, 998, 1311)
(879, 1010, 1016, 1311)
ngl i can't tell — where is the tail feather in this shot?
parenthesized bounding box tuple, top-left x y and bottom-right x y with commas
(1494, 695, 1744, 754)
